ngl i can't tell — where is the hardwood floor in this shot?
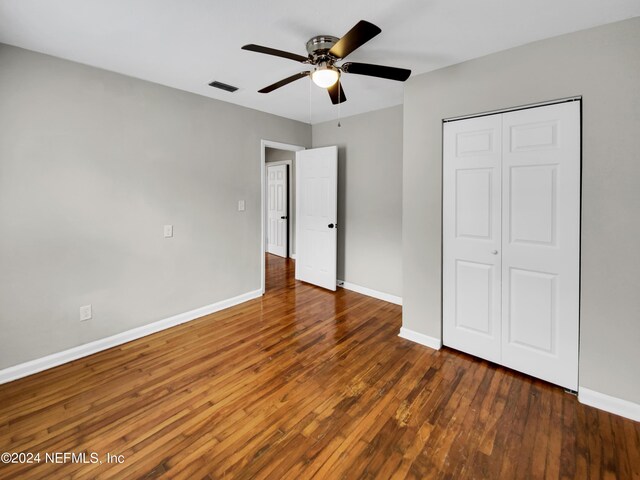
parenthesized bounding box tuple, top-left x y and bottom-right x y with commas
(0, 254, 638, 479)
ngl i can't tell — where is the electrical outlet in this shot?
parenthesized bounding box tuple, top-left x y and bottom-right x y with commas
(80, 304, 92, 321)
(164, 225, 173, 238)
(238, 200, 245, 211)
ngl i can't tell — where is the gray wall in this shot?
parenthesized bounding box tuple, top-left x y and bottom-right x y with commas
(313, 106, 403, 297)
(403, 18, 640, 403)
(265, 147, 296, 256)
(265, 148, 295, 163)
(0, 44, 311, 369)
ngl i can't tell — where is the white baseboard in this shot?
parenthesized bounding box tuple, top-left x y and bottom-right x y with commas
(337, 279, 402, 306)
(0, 288, 263, 385)
(579, 387, 640, 422)
(398, 327, 442, 350)
(290, 253, 296, 259)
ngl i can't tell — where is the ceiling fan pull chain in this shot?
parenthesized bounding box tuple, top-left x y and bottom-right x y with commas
(337, 81, 342, 127)
(309, 73, 312, 125)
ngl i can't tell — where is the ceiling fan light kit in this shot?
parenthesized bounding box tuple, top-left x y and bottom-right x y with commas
(311, 63, 339, 88)
(242, 20, 411, 105)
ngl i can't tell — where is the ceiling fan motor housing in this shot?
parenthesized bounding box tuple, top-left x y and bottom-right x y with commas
(306, 35, 340, 61)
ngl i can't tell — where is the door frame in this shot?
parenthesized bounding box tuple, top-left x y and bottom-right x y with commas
(261, 140, 305, 294)
(266, 160, 294, 259)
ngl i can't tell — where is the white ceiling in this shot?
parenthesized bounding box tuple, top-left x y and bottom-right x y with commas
(1, 0, 639, 124)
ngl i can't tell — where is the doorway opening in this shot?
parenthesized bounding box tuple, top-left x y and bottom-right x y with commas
(260, 140, 305, 294)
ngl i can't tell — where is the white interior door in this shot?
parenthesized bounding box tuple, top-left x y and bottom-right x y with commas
(443, 114, 503, 363)
(295, 146, 337, 291)
(267, 164, 288, 258)
(443, 101, 580, 390)
(501, 102, 580, 390)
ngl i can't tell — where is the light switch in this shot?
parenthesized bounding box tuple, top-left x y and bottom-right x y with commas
(164, 225, 173, 238)
(238, 200, 245, 212)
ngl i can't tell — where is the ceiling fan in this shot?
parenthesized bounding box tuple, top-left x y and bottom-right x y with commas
(242, 20, 411, 105)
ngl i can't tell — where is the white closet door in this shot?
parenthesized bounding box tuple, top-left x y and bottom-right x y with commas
(501, 102, 580, 390)
(443, 115, 503, 363)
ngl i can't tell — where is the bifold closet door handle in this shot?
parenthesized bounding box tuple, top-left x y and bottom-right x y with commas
(491, 250, 498, 255)
(281, 216, 288, 219)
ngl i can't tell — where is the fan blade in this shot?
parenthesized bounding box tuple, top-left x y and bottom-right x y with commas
(258, 72, 310, 93)
(242, 44, 308, 63)
(327, 80, 347, 105)
(341, 62, 411, 81)
(329, 20, 381, 59)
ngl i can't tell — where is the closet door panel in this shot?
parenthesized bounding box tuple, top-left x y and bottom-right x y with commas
(501, 102, 580, 390)
(443, 115, 502, 363)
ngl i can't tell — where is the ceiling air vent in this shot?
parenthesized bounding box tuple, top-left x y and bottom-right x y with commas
(208, 81, 239, 93)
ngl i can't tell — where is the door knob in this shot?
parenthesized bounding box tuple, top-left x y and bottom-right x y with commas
(281, 216, 288, 219)
(491, 250, 498, 255)
(328, 223, 335, 229)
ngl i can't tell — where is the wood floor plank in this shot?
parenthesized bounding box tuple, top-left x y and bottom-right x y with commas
(1, 254, 638, 479)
